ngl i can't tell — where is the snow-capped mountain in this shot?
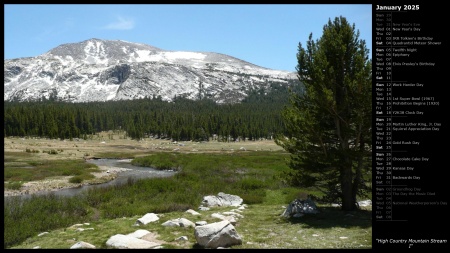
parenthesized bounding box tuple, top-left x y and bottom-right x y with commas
(4, 38, 298, 103)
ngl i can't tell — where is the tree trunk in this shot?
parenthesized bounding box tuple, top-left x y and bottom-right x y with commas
(352, 137, 365, 208)
(337, 123, 355, 211)
(341, 165, 356, 211)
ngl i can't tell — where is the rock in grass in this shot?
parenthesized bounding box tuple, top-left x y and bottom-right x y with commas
(194, 220, 242, 249)
(70, 241, 96, 249)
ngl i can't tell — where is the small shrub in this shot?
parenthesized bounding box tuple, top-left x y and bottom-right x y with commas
(126, 176, 136, 186)
(25, 148, 39, 153)
(61, 170, 72, 176)
(132, 153, 180, 170)
(239, 178, 266, 190)
(69, 176, 83, 184)
(4, 181, 24, 190)
(43, 149, 58, 155)
(240, 192, 265, 204)
(27, 161, 42, 166)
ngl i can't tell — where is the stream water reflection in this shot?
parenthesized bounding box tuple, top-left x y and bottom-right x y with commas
(9, 159, 177, 199)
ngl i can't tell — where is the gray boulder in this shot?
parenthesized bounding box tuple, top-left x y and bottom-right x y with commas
(105, 234, 161, 249)
(70, 241, 96, 249)
(185, 209, 201, 216)
(194, 220, 242, 249)
(281, 198, 319, 218)
(202, 192, 243, 207)
(357, 199, 372, 207)
(211, 213, 237, 225)
(127, 229, 151, 239)
(135, 213, 159, 225)
(195, 221, 208, 226)
(161, 218, 195, 228)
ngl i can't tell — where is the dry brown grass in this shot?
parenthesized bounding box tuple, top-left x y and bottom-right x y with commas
(4, 131, 283, 160)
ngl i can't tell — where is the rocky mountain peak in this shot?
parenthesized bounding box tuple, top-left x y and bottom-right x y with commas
(45, 38, 163, 64)
(4, 38, 298, 103)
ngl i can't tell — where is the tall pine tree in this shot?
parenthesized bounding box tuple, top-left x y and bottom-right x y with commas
(276, 16, 372, 211)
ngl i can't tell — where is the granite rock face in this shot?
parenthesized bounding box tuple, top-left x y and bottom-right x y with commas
(4, 38, 298, 104)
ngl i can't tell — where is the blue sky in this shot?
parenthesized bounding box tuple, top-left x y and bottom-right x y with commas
(4, 4, 371, 72)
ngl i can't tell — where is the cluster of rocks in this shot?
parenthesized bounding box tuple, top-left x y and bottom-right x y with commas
(34, 192, 247, 249)
(281, 198, 372, 217)
(281, 198, 320, 218)
(30, 192, 331, 249)
(199, 191, 244, 209)
(23, 192, 372, 249)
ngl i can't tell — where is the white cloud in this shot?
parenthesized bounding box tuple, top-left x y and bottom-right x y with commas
(103, 16, 135, 30)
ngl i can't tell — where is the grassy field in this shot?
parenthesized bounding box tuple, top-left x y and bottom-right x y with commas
(8, 195, 371, 249)
(4, 131, 284, 159)
(4, 133, 372, 249)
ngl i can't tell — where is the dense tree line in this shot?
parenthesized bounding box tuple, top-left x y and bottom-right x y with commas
(4, 81, 302, 142)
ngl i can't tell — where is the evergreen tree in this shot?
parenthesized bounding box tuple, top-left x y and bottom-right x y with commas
(276, 16, 372, 211)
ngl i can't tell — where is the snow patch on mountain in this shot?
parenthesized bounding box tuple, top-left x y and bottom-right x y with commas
(4, 38, 298, 103)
